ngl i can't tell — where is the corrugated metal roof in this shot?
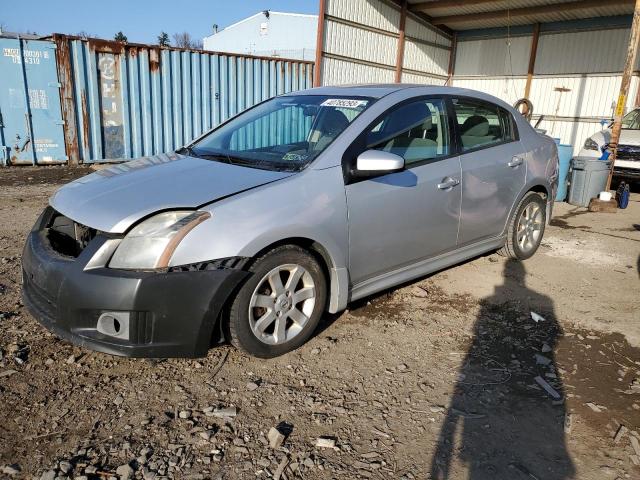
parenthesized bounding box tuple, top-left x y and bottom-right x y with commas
(408, 0, 635, 31)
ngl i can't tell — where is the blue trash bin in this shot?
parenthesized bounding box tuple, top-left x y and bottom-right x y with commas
(556, 144, 573, 202)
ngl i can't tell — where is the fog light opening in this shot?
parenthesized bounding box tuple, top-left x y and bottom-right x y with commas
(97, 312, 130, 339)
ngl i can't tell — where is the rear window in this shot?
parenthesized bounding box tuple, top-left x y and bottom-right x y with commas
(453, 99, 516, 151)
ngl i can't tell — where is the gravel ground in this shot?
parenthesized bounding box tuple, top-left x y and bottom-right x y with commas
(1, 166, 639, 480)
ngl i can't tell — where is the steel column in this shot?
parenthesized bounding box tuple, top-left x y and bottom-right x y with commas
(524, 23, 540, 100)
(446, 33, 457, 86)
(607, 0, 640, 190)
(314, 0, 327, 87)
(395, 0, 408, 83)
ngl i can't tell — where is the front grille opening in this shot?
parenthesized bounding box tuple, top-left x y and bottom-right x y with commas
(46, 211, 97, 258)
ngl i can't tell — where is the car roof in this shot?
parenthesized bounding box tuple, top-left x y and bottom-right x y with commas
(284, 84, 424, 99)
(284, 84, 507, 103)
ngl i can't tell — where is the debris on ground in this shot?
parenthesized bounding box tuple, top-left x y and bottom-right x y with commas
(531, 312, 546, 323)
(0, 173, 639, 478)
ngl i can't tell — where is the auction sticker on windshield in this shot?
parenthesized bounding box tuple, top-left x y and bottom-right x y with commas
(321, 99, 368, 108)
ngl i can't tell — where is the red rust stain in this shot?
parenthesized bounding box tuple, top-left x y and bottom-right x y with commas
(89, 38, 125, 54)
(149, 49, 161, 72)
(53, 35, 80, 164)
(81, 90, 90, 152)
(129, 47, 139, 58)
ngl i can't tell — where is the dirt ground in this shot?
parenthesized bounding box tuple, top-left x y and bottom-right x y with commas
(1, 166, 639, 480)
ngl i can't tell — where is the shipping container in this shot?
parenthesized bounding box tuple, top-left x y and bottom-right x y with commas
(0, 33, 314, 165)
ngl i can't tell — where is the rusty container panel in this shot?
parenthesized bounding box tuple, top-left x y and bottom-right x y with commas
(60, 36, 314, 163)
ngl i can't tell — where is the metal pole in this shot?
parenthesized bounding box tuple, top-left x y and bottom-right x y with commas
(18, 36, 37, 165)
(446, 33, 457, 86)
(524, 23, 540, 100)
(395, 0, 407, 83)
(607, 0, 640, 191)
(313, 0, 327, 87)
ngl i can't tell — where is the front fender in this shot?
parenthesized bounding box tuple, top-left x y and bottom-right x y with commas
(169, 166, 350, 313)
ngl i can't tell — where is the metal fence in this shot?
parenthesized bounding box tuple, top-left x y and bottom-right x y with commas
(0, 34, 314, 165)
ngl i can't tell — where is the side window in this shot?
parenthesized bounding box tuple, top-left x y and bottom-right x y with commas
(453, 99, 515, 152)
(366, 98, 450, 165)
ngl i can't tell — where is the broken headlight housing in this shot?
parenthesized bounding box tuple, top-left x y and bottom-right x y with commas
(109, 211, 210, 270)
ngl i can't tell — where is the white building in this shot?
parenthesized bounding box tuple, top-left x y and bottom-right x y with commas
(203, 11, 317, 61)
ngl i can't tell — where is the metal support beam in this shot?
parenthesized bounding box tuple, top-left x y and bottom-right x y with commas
(412, 0, 505, 11)
(395, 0, 408, 83)
(446, 33, 457, 86)
(314, 0, 327, 87)
(431, 0, 634, 27)
(607, 0, 640, 190)
(524, 23, 540, 100)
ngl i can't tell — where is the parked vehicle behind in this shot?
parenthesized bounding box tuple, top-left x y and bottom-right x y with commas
(22, 85, 558, 358)
(578, 108, 640, 181)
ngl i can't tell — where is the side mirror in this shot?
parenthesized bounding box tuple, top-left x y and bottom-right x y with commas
(356, 149, 405, 174)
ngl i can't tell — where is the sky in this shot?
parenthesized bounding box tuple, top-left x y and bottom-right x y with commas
(0, 0, 319, 44)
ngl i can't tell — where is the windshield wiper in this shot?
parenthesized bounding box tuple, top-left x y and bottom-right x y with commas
(177, 145, 201, 158)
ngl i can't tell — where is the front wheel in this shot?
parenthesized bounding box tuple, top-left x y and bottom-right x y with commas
(227, 245, 327, 358)
(498, 191, 547, 260)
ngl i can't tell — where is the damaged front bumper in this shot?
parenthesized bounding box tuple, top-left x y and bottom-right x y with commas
(21, 208, 249, 358)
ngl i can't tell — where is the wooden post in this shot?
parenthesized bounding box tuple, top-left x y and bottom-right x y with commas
(524, 23, 540, 100)
(314, 0, 327, 87)
(607, 0, 640, 191)
(395, 0, 408, 83)
(446, 32, 457, 86)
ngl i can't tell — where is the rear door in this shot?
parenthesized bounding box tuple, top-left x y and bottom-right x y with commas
(345, 97, 462, 285)
(452, 97, 526, 245)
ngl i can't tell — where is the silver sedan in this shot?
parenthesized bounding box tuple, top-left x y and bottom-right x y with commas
(22, 85, 558, 358)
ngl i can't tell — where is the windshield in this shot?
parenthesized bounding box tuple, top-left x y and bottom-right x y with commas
(187, 95, 373, 171)
(622, 109, 640, 129)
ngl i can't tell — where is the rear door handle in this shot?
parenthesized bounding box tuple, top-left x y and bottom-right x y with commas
(437, 177, 460, 190)
(508, 156, 524, 167)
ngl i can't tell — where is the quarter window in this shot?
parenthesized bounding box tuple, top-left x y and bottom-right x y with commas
(453, 99, 515, 151)
(366, 98, 450, 165)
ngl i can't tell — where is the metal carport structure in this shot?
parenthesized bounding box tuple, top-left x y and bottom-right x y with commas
(314, 0, 640, 182)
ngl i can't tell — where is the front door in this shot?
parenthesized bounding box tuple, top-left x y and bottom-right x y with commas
(451, 97, 526, 245)
(346, 97, 462, 285)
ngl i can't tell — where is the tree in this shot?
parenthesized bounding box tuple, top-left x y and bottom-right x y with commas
(172, 32, 202, 50)
(157, 31, 170, 47)
(76, 31, 92, 39)
(114, 31, 127, 43)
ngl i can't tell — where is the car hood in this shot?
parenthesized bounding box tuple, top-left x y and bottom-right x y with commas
(594, 128, 640, 146)
(50, 153, 294, 233)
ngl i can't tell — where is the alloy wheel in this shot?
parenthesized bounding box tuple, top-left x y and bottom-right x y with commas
(517, 202, 543, 254)
(248, 264, 316, 345)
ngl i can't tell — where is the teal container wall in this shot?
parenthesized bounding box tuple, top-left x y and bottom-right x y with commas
(0, 37, 67, 165)
(60, 37, 315, 163)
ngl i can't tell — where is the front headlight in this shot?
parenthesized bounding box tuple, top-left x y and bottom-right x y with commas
(109, 211, 210, 269)
(583, 137, 600, 151)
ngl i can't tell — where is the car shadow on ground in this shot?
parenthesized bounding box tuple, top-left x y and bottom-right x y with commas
(428, 259, 575, 479)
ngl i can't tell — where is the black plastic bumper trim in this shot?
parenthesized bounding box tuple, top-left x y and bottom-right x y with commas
(21, 229, 249, 358)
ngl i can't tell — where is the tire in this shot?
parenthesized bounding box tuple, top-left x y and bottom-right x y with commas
(227, 245, 327, 358)
(498, 191, 547, 260)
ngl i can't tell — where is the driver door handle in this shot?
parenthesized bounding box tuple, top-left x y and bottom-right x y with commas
(508, 156, 524, 168)
(437, 177, 460, 190)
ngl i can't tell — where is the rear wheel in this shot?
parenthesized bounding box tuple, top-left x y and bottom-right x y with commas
(227, 245, 327, 358)
(498, 191, 546, 260)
